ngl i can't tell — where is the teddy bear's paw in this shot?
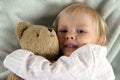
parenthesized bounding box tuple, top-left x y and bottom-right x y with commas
(7, 73, 23, 80)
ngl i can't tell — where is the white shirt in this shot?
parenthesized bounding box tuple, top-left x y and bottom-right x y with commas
(3, 44, 115, 80)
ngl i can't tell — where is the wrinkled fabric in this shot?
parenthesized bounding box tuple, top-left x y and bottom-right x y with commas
(3, 44, 115, 80)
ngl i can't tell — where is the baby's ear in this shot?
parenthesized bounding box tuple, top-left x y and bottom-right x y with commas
(16, 22, 30, 40)
(97, 35, 106, 46)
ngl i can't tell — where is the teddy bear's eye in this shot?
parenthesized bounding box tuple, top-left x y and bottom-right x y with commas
(36, 34, 39, 37)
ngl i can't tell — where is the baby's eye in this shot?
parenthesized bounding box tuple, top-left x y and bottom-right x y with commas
(58, 29, 67, 33)
(77, 29, 86, 33)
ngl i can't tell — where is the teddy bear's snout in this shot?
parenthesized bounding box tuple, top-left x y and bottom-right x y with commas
(48, 28, 52, 32)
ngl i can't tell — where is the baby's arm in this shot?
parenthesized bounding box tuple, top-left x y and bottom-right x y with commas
(3, 49, 53, 80)
(3, 44, 115, 80)
(3, 49, 90, 80)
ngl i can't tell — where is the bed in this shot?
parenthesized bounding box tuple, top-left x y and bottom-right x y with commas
(0, 0, 120, 80)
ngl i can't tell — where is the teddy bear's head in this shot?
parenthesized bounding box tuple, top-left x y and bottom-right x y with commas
(16, 22, 59, 61)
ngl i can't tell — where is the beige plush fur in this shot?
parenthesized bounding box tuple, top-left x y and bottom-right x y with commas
(8, 22, 59, 80)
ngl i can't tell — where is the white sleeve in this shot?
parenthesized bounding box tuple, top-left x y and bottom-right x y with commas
(3, 49, 53, 80)
(3, 49, 90, 80)
(3, 44, 115, 80)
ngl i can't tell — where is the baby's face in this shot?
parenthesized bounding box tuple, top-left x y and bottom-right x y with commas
(57, 11, 102, 56)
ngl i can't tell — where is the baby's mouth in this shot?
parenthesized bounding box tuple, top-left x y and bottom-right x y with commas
(62, 43, 79, 56)
(64, 44, 78, 48)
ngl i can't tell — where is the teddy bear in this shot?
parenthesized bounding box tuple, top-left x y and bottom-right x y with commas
(7, 22, 59, 80)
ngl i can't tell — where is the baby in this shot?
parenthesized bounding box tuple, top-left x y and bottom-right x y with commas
(4, 2, 115, 80)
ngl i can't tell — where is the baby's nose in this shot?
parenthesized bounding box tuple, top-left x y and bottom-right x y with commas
(65, 33, 76, 40)
(66, 36, 75, 40)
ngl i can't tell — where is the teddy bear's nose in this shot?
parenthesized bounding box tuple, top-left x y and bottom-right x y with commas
(48, 28, 52, 32)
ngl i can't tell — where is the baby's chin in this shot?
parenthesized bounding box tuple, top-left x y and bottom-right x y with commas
(63, 49, 76, 56)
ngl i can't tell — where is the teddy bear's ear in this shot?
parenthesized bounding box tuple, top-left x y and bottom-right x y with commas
(16, 22, 30, 40)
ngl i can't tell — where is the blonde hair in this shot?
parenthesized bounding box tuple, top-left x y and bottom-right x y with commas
(53, 2, 108, 37)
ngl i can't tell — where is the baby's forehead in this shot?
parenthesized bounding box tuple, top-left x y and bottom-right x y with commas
(60, 8, 100, 31)
(60, 9, 96, 24)
(61, 7, 96, 20)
